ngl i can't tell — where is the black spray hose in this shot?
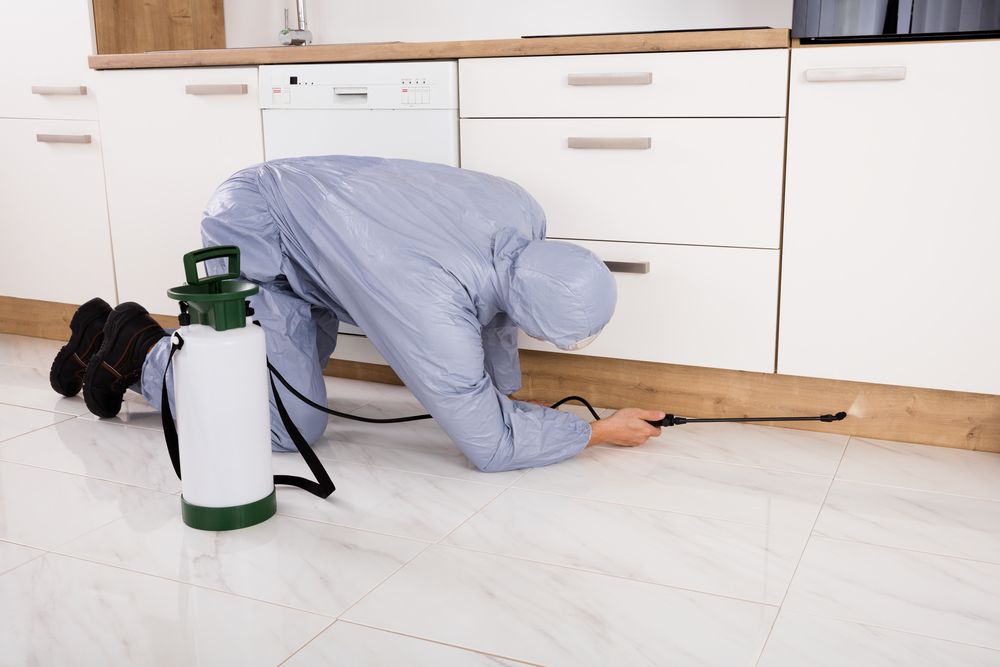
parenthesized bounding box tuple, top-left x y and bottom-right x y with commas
(268, 365, 847, 430)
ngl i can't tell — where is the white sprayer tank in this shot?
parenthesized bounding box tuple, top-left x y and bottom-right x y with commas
(172, 321, 273, 509)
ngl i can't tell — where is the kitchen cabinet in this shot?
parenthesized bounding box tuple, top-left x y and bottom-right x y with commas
(0, 1, 98, 120)
(779, 41, 1000, 394)
(0, 119, 116, 304)
(518, 241, 780, 372)
(97, 67, 263, 315)
(460, 50, 787, 372)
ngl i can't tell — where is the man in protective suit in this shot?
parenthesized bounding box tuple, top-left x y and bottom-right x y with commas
(50, 156, 664, 472)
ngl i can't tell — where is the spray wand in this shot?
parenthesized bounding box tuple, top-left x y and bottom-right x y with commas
(548, 396, 847, 428)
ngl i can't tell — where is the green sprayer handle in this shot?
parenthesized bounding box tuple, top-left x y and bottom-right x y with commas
(183, 246, 241, 287)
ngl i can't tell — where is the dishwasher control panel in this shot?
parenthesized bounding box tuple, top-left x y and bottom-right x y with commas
(260, 62, 458, 110)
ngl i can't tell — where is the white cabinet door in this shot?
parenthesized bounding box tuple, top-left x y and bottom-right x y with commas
(519, 240, 779, 373)
(779, 41, 1000, 394)
(98, 68, 263, 315)
(0, 119, 116, 304)
(461, 118, 785, 248)
(0, 1, 98, 120)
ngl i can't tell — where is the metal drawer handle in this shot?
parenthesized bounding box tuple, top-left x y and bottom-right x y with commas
(568, 72, 652, 86)
(804, 66, 906, 82)
(31, 85, 88, 96)
(184, 84, 249, 95)
(568, 137, 651, 150)
(334, 87, 368, 95)
(604, 261, 650, 274)
(36, 134, 92, 144)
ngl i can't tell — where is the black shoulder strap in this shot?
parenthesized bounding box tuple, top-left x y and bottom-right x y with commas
(160, 333, 335, 499)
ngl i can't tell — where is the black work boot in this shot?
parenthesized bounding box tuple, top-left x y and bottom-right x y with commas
(83, 302, 167, 418)
(49, 297, 113, 397)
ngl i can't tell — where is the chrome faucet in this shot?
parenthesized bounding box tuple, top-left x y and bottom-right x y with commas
(279, 0, 313, 46)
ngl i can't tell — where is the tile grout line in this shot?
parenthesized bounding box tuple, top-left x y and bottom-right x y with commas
(831, 473, 1000, 504)
(336, 620, 545, 666)
(751, 438, 851, 667)
(0, 456, 180, 496)
(807, 533, 1000, 569)
(295, 485, 515, 663)
(0, 414, 76, 445)
(784, 607, 1000, 655)
(433, 540, 785, 608)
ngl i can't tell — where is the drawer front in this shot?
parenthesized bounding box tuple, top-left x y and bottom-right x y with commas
(461, 118, 784, 248)
(0, 119, 116, 304)
(459, 50, 788, 118)
(0, 2, 98, 120)
(518, 241, 779, 373)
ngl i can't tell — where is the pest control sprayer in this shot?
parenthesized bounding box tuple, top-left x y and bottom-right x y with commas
(160, 246, 334, 531)
(156, 245, 846, 531)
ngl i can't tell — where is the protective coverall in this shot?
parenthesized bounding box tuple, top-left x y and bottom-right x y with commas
(140, 156, 617, 472)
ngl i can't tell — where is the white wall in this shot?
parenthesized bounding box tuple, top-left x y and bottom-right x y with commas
(224, 0, 793, 48)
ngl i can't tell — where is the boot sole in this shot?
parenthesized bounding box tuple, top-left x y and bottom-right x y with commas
(83, 302, 152, 418)
(49, 297, 113, 397)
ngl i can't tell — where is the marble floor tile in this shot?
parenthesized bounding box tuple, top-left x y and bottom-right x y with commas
(632, 422, 848, 476)
(77, 393, 165, 430)
(783, 536, 1000, 650)
(0, 460, 170, 549)
(0, 417, 181, 493)
(0, 403, 72, 443)
(59, 494, 425, 617)
(445, 488, 806, 604)
(814, 480, 1000, 563)
(758, 610, 1000, 667)
(285, 622, 526, 666)
(322, 375, 418, 414)
(837, 437, 1000, 500)
(316, 415, 523, 485)
(0, 553, 330, 667)
(0, 363, 93, 415)
(0, 333, 63, 369)
(0, 540, 43, 575)
(516, 446, 831, 530)
(272, 453, 502, 541)
(345, 545, 778, 667)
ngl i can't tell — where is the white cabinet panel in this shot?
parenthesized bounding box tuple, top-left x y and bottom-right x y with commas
(0, 119, 115, 304)
(0, 1, 98, 120)
(520, 240, 779, 373)
(779, 41, 1000, 394)
(461, 118, 784, 248)
(459, 50, 788, 119)
(98, 68, 264, 315)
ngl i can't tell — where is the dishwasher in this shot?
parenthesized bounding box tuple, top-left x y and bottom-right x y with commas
(259, 61, 460, 365)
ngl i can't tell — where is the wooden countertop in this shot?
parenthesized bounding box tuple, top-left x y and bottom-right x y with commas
(89, 28, 789, 70)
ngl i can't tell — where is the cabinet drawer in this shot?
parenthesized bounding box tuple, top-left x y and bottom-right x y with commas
(0, 2, 97, 120)
(461, 118, 784, 248)
(0, 119, 115, 304)
(459, 50, 788, 118)
(519, 240, 779, 373)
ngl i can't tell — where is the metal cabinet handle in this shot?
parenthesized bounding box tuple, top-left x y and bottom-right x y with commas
(568, 137, 651, 150)
(604, 261, 650, 274)
(804, 66, 906, 82)
(334, 86, 368, 95)
(36, 134, 92, 144)
(568, 72, 652, 86)
(31, 85, 88, 96)
(184, 84, 248, 95)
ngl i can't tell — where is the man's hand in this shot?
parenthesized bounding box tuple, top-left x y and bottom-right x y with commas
(587, 408, 666, 448)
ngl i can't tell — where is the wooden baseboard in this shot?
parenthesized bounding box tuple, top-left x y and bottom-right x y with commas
(4, 295, 998, 452)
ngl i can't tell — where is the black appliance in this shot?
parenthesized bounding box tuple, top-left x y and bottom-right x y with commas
(793, 0, 1000, 42)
